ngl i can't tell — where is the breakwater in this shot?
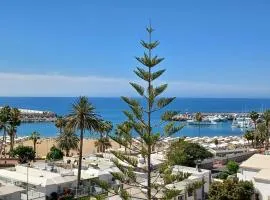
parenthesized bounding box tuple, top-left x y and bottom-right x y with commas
(20, 111, 57, 123)
(0, 107, 57, 123)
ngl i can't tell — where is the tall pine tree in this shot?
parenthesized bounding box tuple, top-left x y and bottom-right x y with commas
(95, 24, 187, 200)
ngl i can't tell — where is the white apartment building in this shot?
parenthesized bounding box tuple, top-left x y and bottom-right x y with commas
(0, 185, 25, 200)
(237, 154, 270, 200)
(108, 165, 211, 200)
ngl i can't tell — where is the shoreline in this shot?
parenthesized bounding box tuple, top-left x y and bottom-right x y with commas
(0, 134, 249, 159)
(1, 138, 120, 158)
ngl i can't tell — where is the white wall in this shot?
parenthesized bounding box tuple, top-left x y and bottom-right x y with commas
(254, 180, 270, 200)
(238, 168, 270, 200)
(39, 182, 75, 197)
(238, 168, 259, 181)
(202, 171, 211, 193)
(0, 191, 21, 200)
(180, 188, 203, 200)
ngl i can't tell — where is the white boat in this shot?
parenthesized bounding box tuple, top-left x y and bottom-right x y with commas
(187, 119, 217, 125)
(206, 115, 227, 122)
(231, 117, 254, 130)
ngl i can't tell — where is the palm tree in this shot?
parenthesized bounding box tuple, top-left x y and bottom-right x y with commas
(94, 137, 112, 153)
(256, 122, 268, 148)
(250, 111, 259, 130)
(214, 139, 219, 146)
(116, 121, 132, 152)
(7, 125, 16, 152)
(66, 96, 103, 188)
(8, 108, 21, 153)
(29, 131, 40, 159)
(0, 106, 11, 155)
(95, 121, 113, 153)
(195, 112, 203, 137)
(244, 130, 254, 147)
(56, 127, 79, 156)
(263, 110, 270, 150)
(55, 116, 66, 134)
(98, 121, 113, 138)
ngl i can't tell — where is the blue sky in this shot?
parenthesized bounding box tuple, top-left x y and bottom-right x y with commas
(0, 0, 270, 97)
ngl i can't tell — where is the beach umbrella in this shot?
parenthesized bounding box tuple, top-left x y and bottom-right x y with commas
(201, 144, 208, 148)
(238, 140, 246, 145)
(208, 143, 216, 148)
(230, 141, 239, 145)
(218, 143, 228, 147)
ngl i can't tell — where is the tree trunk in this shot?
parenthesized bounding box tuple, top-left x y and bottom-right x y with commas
(193, 190, 197, 200)
(147, 145, 151, 200)
(77, 128, 84, 189)
(254, 122, 257, 148)
(198, 123, 201, 137)
(33, 141, 36, 161)
(3, 128, 6, 157)
(10, 134, 14, 153)
(33, 141, 36, 154)
(66, 149, 69, 157)
(147, 56, 152, 200)
(266, 124, 269, 150)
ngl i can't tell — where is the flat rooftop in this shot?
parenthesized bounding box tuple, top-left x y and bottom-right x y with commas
(254, 168, 270, 181)
(0, 185, 25, 196)
(173, 165, 211, 175)
(0, 165, 77, 187)
(240, 154, 270, 170)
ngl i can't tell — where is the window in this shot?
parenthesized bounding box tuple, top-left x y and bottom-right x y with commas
(57, 186, 61, 193)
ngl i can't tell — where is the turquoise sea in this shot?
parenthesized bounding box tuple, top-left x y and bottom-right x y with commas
(1, 97, 270, 138)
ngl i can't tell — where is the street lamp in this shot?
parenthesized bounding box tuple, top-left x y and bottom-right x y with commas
(26, 163, 30, 200)
(195, 159, 202, 172)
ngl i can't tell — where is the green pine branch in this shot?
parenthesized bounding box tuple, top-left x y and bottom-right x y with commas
(102, 24, 186, 200)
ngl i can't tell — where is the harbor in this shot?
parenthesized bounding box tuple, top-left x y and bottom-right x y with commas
(0, 106, 258, 137)
(172, 112, 261, 132)
(172, 112, 262, 121)
(0, 102, 262, 139)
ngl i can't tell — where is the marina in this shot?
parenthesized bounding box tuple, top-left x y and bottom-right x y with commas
(172, 112, 262, 132)
(172, 112, 262, 122)
(1, 97, 269, 137)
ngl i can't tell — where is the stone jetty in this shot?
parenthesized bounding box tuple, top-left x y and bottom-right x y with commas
(0, 107, 57, 123)
(20, 109, 57, 122)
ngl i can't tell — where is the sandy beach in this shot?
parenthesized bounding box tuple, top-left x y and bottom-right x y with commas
(3, 138, 119, 158)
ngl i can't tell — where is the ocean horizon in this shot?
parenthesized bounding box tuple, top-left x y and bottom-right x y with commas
(1, 97, 270, 138)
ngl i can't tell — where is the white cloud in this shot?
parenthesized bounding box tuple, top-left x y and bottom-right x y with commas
(0, 72, 132, 96)
(0, 72, 269, 97)
(168, 81, 270, 97)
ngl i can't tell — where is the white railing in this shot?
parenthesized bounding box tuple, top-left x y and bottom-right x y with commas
(21, 190, 46, 200)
